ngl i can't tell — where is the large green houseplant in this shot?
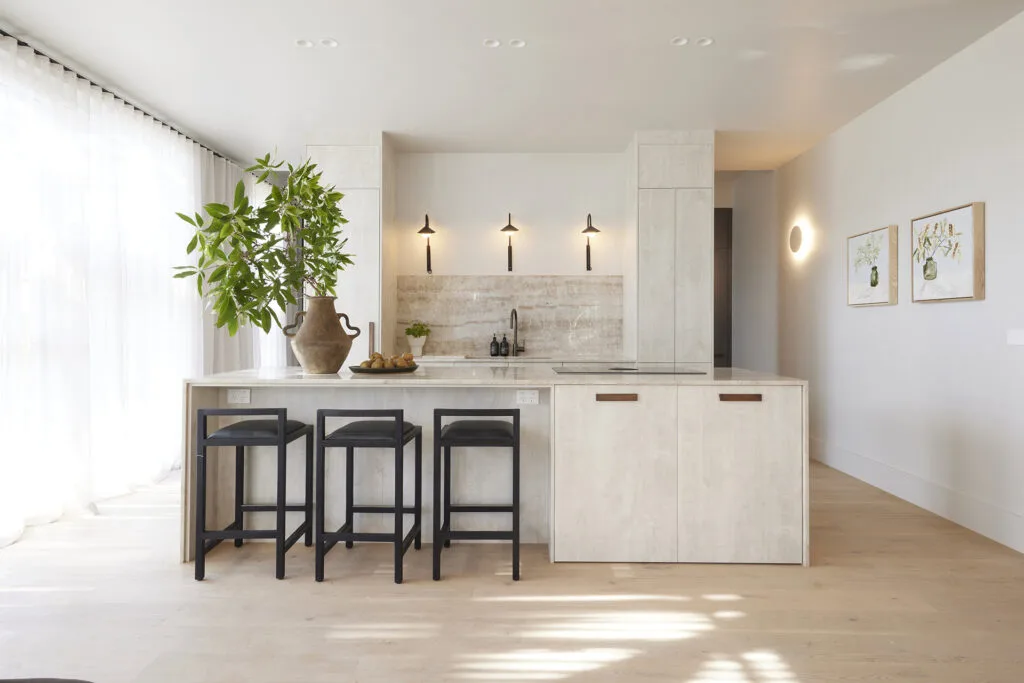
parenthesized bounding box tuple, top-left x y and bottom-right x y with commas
(175, 154, 360, 373)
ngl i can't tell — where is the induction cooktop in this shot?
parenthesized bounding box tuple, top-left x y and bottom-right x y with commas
(553, 364, 708, 375)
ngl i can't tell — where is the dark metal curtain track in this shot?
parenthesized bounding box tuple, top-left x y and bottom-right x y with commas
(0, 27, 233, 163)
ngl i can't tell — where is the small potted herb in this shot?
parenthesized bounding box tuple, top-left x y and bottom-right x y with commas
(405, 321, 431, 356)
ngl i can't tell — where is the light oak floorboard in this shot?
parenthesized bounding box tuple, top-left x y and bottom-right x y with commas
(2, 463, 1023, 682)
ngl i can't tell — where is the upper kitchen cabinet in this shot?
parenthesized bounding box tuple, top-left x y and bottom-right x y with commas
(307, 142, 388, 354)
(638, 145, 714, 189)
(630, 132, 714, 365)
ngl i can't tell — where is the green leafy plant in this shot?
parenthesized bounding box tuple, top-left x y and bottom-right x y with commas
(173, 154, 353, 335)
(405, 321, 431, 338)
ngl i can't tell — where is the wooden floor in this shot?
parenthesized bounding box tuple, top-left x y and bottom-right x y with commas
(1, 462, 1023, 682)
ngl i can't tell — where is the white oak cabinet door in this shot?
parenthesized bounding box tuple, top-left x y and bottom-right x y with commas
(553, 385, 678, 562)
(637, 189, 676, 362)
(677, 386, 804, 564)
(674, 189, 714, 365)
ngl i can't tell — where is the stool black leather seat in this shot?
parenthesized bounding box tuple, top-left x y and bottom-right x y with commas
(315, 410, 423, 584)
(433, 409, 521, 581)
(194, 409, 313, 581)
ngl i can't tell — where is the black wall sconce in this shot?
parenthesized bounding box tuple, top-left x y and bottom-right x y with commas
(582, 214, 600, 271)
(417, 214, 435, 274)
(501, 213, 519, 272)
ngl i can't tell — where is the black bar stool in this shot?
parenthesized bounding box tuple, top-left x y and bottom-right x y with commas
(433, 409, 521, 581)
(315, 410, 423, 584)
(194, 408, 313, 581)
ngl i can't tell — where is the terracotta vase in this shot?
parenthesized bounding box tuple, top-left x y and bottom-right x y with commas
(283, 296, 361, 374)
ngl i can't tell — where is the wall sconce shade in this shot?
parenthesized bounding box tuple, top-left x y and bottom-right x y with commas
(500, 213, 518, 271)
(581, 213, 600, 271)
(418, 214, 435, 274)
(789, 225, 803, 254)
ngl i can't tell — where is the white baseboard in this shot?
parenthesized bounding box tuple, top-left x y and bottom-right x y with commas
(811, 436, 1024, 555)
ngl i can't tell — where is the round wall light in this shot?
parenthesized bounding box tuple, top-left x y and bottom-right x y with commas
(789, 225, 803, 253)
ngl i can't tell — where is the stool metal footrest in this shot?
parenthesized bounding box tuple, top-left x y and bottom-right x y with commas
(351, 505, 420, 514)
(449, 504, 514, 513)
(439, 525, 514, 542)
(240, 503, 308, 513)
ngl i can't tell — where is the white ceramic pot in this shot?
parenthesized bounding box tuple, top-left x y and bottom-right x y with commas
(407, 335, 426, 356)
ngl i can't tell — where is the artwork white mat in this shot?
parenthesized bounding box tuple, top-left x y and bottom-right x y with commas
(911, 203, 985, 303)
(847, 225, 897, 307)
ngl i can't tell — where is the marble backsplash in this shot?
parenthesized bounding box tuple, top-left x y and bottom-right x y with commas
(396, 275, 623, 358)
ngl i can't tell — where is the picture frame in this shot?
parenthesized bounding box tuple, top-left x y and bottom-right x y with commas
(911, 202, 985, 303)
(847, 225, 898, 307)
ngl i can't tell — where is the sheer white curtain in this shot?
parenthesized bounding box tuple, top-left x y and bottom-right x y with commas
(0, 36, 282, 547)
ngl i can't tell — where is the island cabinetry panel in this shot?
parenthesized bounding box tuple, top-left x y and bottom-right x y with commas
(552, 385, 678, 562)
(676, 386, 804, 564)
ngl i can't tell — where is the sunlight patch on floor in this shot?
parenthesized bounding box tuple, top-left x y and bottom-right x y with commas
(453, 647, 639, 680)
(0, 586, 94, 593)
(477, 594, 691, 603)
(520, 610, 714, 641)
(712, 610, 746, 619)
(325, 622, 437, 639)
(702, 594, 743, 602)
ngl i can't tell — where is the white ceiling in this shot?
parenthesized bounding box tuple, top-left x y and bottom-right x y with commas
(2, 0, 1022, 169)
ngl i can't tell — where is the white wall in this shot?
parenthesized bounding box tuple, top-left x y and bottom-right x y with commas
(777, 12, 1024, 553)
(714, 171, 740, 208)
(732, 171, 778, 373)
(395, 153, 626, 276)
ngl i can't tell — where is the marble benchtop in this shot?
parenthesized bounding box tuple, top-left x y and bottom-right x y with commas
(188, 365, 807, 388)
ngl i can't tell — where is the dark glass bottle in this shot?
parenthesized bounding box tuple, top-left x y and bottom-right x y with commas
(499, 334, 510, 357)
(489, 333, 500, 357)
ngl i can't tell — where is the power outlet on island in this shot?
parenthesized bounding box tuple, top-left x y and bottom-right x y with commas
(227, 388, 251, 404)
(516, 390, 539, 406)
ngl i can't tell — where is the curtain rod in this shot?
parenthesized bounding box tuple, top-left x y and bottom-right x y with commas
(0, 27, 236, 164)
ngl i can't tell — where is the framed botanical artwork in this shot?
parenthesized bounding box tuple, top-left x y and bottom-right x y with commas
(911, 202, 985, 303)
(847, 225, 898, 307)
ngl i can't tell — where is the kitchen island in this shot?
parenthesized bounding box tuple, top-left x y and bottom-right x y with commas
(181, 364, 808, 565)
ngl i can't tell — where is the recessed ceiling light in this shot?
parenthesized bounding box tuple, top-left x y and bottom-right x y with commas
(697, 37, 714, 47)
(295, 39, 314, 48)
(738, 48, 769, 62)
(838, 53, 895, 71)
(320, 38, 338, 48)
(509, 39, 527, 48)
(670, 37, 689, 46)
(483, 38, 501, 48)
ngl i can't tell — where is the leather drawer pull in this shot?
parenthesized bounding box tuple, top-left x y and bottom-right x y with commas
(596, 393, 639, 402)
(719, 393, 763, 402)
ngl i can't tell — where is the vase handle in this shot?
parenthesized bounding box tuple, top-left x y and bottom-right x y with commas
(282, 311, 305, 338)
(338, 313, 361, 339)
